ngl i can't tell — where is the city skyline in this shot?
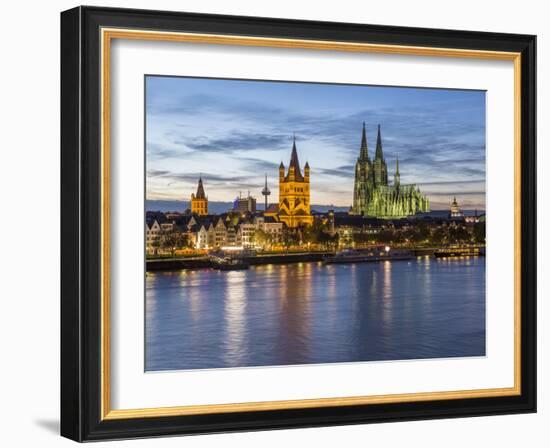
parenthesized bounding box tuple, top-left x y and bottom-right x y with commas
(146, 76, 486, 210)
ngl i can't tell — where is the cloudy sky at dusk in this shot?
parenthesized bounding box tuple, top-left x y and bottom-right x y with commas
(146, 76, 486, 210)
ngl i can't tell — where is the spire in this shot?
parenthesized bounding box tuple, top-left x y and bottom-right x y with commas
(394, 154, 400, 187)
(288, 134, 303, 180)
(395, 154, 400, 175)
(375, 124, 384, 160)
(359, 122, 369, 160)
(196, 176, 206, 199)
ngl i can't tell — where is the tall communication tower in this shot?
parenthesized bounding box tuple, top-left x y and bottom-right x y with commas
(261, 174, 271, 212)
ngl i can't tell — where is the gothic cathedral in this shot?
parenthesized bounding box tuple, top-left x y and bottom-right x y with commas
(351, 123, 429, 218)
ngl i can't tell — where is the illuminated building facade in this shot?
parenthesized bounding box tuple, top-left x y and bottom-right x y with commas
(190, 176, 208, 216)
(276, 137, 314, 228)
(351, 123, 430, 218)
(450, 196, 465, 220)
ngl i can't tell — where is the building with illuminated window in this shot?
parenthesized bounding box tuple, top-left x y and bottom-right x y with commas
(449, 196, 465, 220)
(267, 136, 314, 228)
(190, 176, 208, 216)
(233, 193, 257, 213)
(351, 123, 430, 218)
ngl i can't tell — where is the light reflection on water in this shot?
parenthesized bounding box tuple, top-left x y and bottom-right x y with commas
(145, 257, 485, 371)
(223, 271, 247, 366)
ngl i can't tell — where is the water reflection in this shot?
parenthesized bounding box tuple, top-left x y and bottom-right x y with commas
(145, 257, 486, 371)
(223, 271, 247, 366)
(381, 261, 393, 327)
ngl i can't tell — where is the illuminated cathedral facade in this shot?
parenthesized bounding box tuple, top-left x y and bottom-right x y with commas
(274, 136, 314, 228)
(351, 123, 430, 218)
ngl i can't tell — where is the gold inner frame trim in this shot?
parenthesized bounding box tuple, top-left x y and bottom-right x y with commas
(100, 27, 522, 421)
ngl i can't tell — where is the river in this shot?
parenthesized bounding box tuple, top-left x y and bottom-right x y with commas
(145, 256, 485, 371)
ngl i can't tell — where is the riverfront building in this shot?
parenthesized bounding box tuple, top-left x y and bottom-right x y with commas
(266, 136, 314, 228)
(449, 196, 465, 219)
(190, 176, 208, 216)
(351, 123, 430, 218)
(233, 193, 257, 213)
(145, 219, 177, 255)
(191, 214, 283, 250)
(144, 212, 285, 252)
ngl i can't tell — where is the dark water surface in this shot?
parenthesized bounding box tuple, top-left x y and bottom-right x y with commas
(145, 257, 485, 371)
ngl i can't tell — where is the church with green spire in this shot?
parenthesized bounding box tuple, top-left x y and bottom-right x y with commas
(351, 123, 430, 218)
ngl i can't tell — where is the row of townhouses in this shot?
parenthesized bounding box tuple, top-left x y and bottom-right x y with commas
(145, 213, 284, 254)
(145, 220, 176, 254)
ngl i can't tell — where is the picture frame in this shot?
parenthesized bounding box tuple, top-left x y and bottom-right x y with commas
(60, 5, 536, 442)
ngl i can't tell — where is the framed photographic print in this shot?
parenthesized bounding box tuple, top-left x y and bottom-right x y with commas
(60, 6, 536, 442)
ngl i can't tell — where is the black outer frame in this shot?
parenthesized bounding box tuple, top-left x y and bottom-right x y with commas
(60, 6, 536, 442)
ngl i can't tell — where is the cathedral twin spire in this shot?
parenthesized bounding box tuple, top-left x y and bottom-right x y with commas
(359, 122, 369, 161)
(374, 124, 384, 160)
(359, 122, 385, 162)
(352, 122, 429, 217)
(356, 122, 388, 187)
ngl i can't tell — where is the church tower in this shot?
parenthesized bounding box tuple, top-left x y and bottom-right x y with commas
(373, 124, 388, 186)
(352, 122, 373, 215)
(190, 176, 208, 216)
(277, 136, 313, 228)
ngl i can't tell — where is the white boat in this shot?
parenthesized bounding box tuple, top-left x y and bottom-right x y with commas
(209, 252, 250, 270)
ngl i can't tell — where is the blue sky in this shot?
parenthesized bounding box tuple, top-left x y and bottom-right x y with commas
(146, 76, 486, 210)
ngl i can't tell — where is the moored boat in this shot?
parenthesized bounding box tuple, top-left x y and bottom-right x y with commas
(323, 246, 413, 264)
(215, 258, 250, 270)
(434, 245, 484, 258)
(209, 253, 250, 270)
